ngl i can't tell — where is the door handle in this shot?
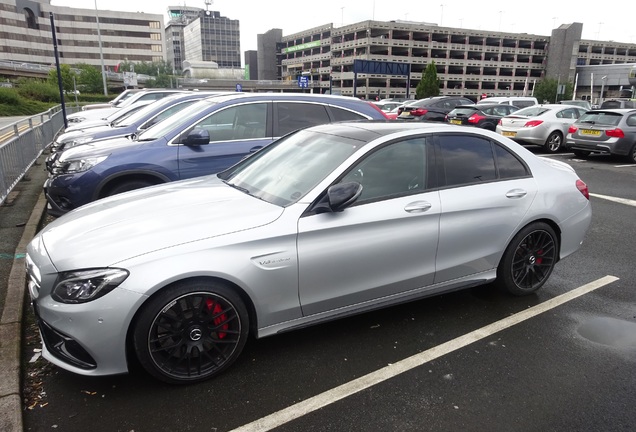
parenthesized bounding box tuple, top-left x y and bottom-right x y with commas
(404, 201, 432, 213)
(506, 189, 527, 199)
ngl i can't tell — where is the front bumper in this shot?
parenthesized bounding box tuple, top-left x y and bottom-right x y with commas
(26, 254, 146, 376)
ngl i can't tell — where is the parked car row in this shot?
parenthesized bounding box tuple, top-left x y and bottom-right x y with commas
(45, 93, 389, 216)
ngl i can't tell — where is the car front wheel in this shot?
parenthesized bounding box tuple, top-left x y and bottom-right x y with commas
(544, 132, 563, 153)
(495, 222, 558, 296)
(133, 280, 249, 384)
(628, 144, 636, 164)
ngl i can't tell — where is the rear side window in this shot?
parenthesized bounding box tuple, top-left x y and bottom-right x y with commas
(276, 103, 330, 136)
(329, 106, 367, 122)
(438, 135, 528, 186)
(439, 135, 496, 186)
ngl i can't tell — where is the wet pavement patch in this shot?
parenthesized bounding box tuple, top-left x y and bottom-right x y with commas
(577, 316, 636, 348)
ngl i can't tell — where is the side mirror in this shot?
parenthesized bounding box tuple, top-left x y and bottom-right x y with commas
(313, 182, 362, 214)
(183, 128, 210, 146)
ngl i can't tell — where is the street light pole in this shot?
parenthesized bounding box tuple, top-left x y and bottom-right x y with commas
(600, 75, 607, 105)
(94, 0, 108, 96)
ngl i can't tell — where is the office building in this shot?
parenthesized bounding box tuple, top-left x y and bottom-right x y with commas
(183, 10, 240, 69)
(0, 0, 165, 69)
(166, 5, 203, 73)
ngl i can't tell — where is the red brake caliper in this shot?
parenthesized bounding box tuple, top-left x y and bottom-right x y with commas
(206, 298, 228, 339)
(536, 249, 543, 265)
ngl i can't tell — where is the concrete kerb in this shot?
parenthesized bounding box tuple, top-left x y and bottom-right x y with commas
(0, 190, 48, 432)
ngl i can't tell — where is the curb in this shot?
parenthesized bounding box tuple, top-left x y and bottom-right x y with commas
(0, 190, 47, 432)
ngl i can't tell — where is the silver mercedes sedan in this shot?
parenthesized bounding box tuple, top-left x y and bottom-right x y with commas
(26, 121, 592, 384)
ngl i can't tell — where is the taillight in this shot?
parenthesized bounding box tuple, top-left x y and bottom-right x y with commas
(605, 128, 625, 138)
(368, 102, 390, 119)
(524, 120, 543, 127)
(498, 119, 503, 125)
(568, 125, 578, 133)
(468, 113, 486, 124)
(411, 108, 428, 116)
(576, 179, 589, 200)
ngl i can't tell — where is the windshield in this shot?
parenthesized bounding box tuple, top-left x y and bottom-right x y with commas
(219, 129, 365, 207)
(135, 98, 218, 141)
(108, 103, 151, 124)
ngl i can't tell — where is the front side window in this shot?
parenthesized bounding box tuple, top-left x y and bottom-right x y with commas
(191, 103, 267, 142)
(340, 138, 427, 202)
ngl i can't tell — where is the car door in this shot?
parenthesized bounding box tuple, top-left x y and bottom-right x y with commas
(297, 136, 441, 316)
(434, 133, 538, 283)
(176, 102, 274, 178)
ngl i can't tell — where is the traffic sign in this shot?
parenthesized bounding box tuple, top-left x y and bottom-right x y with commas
(298, 76, 309, 88)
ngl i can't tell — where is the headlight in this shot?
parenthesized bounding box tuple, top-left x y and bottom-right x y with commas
(52, 268, 129, 304)
(68, 136, 94, 147)
(57, 155, 108, 174)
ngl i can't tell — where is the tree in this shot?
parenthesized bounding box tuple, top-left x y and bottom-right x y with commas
(415, 62, 440, 99)
(533, 78, 574, 103)
(75, 64, 104, 94)
(47, 64, 76, 92)
(117, 60, 173, 76)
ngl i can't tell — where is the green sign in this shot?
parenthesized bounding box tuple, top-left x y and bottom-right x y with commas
(282, 41, 321, 54)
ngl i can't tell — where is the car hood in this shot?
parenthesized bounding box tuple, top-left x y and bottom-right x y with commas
(58, 125, 114, 143)
(65, 119, 110, 132)
(58, 135, 141, 160)
(40, 176, 283, 270)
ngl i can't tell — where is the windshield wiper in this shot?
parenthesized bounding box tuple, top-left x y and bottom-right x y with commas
(223, 180, 250, 195)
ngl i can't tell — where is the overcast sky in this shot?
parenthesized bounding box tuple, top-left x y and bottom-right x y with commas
(52, 0, 635, 55)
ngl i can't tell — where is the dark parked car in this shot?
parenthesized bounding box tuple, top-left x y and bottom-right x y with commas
(398, 96, 474, 121)
(45, 93, 389, 216)
(445, 103, 520, 131)
(565, 108, 636, 163)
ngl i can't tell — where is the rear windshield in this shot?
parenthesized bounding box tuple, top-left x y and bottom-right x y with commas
(578, 112, 623, 126)
(449, 107, 478, 116)
(512, 106, 550, 117)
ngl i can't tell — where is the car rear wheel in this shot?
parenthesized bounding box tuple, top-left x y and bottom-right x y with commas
(133, 280, 249, 384)
(627, 144, 636, 164)
(573, 150, 591, 158)
(495, 222, 558, 296)
(544, 132, 563, 153)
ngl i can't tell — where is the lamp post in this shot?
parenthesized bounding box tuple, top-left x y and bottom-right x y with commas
(94, 0, 108, 96)
(600, 75, 607, 105)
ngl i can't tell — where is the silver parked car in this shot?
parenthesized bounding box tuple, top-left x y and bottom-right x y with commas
(26, 122, 592, 384)
(496, 104, 588, 153)
(565, 108, 636, 163)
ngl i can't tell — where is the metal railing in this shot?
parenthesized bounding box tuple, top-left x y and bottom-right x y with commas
(0, 105, 79, 205)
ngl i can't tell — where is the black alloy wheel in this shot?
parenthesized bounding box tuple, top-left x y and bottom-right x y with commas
(133, 280, 249, 384)
(495, 222, 558, 296)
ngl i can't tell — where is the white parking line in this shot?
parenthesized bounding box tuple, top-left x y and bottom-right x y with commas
(590, 193, 636, 207)
(614, 164, 636, 168)
(230, 275, 619, 432)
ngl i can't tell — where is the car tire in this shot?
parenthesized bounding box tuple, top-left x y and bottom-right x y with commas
(106, 179, 154, 197)
(573, 150, 591, 158)
(132, 279, 249, 384)
(627, 144, 636, 164)
(544, 132, 563, 153)
(495, 222, 558, 296)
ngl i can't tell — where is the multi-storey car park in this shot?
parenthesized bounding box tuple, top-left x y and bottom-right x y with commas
(268, 21, 636, 102)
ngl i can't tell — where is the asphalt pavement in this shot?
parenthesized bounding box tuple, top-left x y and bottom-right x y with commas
(0, 154, 49, 432)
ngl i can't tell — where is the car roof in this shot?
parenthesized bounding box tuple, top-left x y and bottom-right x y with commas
(585, 108, 636, 114)
(306, 120, 471, 142)
(201, 93, 375, 104)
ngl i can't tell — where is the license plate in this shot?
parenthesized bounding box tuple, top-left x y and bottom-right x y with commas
(502, 131, 516, 137)
(580, 129, 601, 136)
(399, 112, 412, 118)
(450, 119, 462, 125)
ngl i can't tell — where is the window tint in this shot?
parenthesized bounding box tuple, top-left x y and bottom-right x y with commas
(276, 103, 330, 136)
(330, 106, 367, 122)
(494, 144, 529, 178)
(439, 135, 496, 186)
(341, 138, 427, 202)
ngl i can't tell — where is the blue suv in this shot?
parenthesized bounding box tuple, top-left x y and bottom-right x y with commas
(45, 93, 388, 216)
